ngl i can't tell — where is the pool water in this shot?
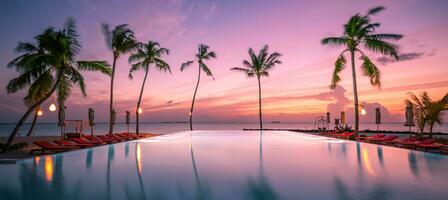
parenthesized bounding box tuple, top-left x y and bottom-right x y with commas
(0, 131, 447, 200)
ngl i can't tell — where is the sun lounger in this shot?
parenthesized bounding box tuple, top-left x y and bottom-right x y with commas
(71, 138, 105, 145)
(96, 135, 118, 143)
(417, 142, 444, 150)
(31, 141, 79, 154)
(396, 138, 437, 149)
(54, 140, 94, 148)
(369, 135, 398, 144)
(106, 134, 126, 142)
(84, 135, 111, 143)
(117, 133, 139, 140)
(365, 134, 385, 141)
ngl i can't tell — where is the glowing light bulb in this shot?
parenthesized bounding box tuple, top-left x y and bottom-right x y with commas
(188, 112, 192, 116)
(138, 107, 143, 114)
(37, 110, 43, 116)
(361, 108, 367, 115)
(49, 103, 56, 112)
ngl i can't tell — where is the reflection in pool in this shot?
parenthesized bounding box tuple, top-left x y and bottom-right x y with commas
(0, 131, 447, 200)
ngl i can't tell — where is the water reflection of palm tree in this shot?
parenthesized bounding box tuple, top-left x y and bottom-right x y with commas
(189, 132, 209, 200)
(86, 149, 93, 169)
(1, 155, 81, 199)
(106, 145, 114, 200)
(377, 146, 384, 167)
(135, 142, 147, 198)
(408, 151, 419, 177)
(245, 131, 280, 200)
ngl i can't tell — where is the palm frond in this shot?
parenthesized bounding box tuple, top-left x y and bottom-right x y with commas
(364, 39, 399, 59)
(77, 61, 111, 75)
(321, 37, 348, 46)
(330, 54, 346, 89)
(359, 55, 381, 87)
(368, 34, 402, 41)
(181, 61, 194, 71)
(200, 63, 214, 79)
(367, 6, 385, 16)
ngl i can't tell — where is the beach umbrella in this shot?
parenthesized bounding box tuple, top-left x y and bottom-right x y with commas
(340, 111, 346, 124)
(126, 111, 131, 134)
(375, 108, 381, 131)
(58, 106, 66, 143)
(88, 108, 95, 136)
(404, 104, 415, 138)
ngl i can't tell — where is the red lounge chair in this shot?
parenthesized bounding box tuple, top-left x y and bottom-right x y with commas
(397, 138, 437, 149)
(118, 133, 139, 140)
(365, 134, 385, 141)
(114, 133, 133, 140)
(54, 140, 94, 148)
(84, 135, 110, 143)
(97, 135, 118, 143)
(106, 134, 126, 142)
(71, 138, 104, 146)
(417, 142, 444, 150)
(32, 141, 79, 154)
(368, 135, 398, 143)
(333, 132, 354, 139)
(395, 138, 419, 146)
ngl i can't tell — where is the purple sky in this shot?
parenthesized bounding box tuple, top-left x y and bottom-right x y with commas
(1, 0, 447, 123)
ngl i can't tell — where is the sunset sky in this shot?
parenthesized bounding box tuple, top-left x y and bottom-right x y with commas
(0, 0, 447, 123)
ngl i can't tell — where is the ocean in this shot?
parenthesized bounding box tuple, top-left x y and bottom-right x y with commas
(1, 122, 447, 137)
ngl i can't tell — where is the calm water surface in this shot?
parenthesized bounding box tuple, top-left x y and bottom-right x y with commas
(0, 131, 447, 200)
(1, 122, 447, 137)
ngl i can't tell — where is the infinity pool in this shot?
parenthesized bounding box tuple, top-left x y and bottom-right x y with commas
(0, 131, 447, 200)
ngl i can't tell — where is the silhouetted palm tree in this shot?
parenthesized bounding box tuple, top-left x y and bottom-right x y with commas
(407, 91, 448, 137)
(231, 45, 282, 130)
(5, 18, 111, 146)
(102, 23, 138, 135)
(128, 41, 171, 134)
(181, 44, 216, 131)
(321, 6, 402, 136)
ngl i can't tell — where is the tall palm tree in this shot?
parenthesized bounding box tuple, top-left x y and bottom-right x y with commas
(231, 45, 282, 130)
(181, 44, 216, 131)
(128, 41, 171, 134)
(24, 83, 49, 137)
(5, 18, 111, 147)
(321, 6, 402, 135)
(407, 91, 448, 137)
(102, 23, 138, 135)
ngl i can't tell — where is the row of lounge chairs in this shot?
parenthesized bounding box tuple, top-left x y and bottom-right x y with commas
(31, 133, 154, 154)
(320, 131, 448, 154)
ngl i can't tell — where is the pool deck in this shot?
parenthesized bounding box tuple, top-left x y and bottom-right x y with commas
(0, 133, 159, 163)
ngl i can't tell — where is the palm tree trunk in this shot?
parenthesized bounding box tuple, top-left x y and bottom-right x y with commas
(429, 122, 434, 138)
(136, 69, 149, 135)
(26, 106, 40, 136)
(189, 65, 201, 131)
(350, 50, 359, 136)
(108, 56, 117, 135)
(6, 73, 62, 147)
(257, 76, 263, 130)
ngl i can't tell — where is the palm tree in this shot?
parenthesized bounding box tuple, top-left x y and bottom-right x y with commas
(181, 44, 216, 131)
(5, 18, 111, 147)
(102, 23, 138, 135)
(24, 84, 48, 137)
(128, 41, 171, 134)
(321, 6, 402, 135)
(407, 91, 448, 137)
(231, 45, 282, 130)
